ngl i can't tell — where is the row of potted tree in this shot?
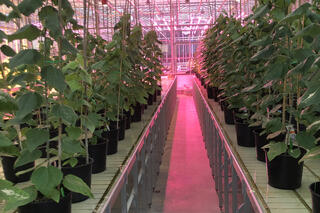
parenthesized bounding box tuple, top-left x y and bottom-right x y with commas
(0, 0, 163, 212)
(198, 0, 320, 212)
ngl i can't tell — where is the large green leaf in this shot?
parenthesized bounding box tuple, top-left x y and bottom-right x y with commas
(248, 4, 270, 21)
(18, 0, 43, 16)
(265, 142, 287, 161)
(0, 145, 20, 156)
(15, 92, 42, 120)
(250, 45, 274, 61)
(0, 180, 34, 211)
(41, 65, 67, 92)
(65, 73, 82, 92)
(0, 45, 16, 57)
(0, 30, 7, 42)
(280, 3, 311, 23)
(8, 24, 41, 42)
(51, 104, 77, 125)
(65, 126, 81, 140)
(296, 131, 316, 150)
(0, 91, 18, 113)
(9, 49, 42, 69)
(300, 146, 320, 162)
(14, 149, 41, 168)
(61, 38, 78, 55)
(295, 23, 320, 39)
(61, 138, 83, 154)
(31, 166, 63, 202)
(0, 133, 13, 147)
(288, 55, 315, 75)
(62, 174, 93, 198)
(300, 87, 320, 107)
(25, 128, 49, 152)
(3, 185, 37, 211)
(38, 6, 61, 39)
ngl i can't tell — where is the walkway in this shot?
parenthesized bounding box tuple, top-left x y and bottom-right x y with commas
(149, 75, 220, 213)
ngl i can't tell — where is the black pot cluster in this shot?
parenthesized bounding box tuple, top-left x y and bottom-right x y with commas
(200, 81, 306, 191)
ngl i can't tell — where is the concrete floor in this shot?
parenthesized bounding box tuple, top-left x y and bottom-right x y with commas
(149, 75, 220, 213)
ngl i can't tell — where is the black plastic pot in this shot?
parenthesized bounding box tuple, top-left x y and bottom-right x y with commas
(2, 156, 34, 183)
(153, 91, 157, 102)
(265, 147, 304, 189)
(222, 102, 234, 125)
(234, 119, 255, 147)
(89, 140, 107, 174)
(207, 86, 214, 99)
(253, 129, 267, 162)
(18, 193, 72, 213)
(310, 182, 320, 213)
(105, 129, 119, 155)
(147, 93, 153, 105)
(212, 87, 218, 101)
(61, 158, 93, 203)
(119, 118, 126, 141)
(157, 87, 162, 96)
(125, 114, 131, 129)
(132, 103, 142, 122)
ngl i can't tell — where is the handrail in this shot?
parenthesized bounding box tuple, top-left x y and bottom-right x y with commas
(97, 77, 177, 213)
(193, 78, 268, 213)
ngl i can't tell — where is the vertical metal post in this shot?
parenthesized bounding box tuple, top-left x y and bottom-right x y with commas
(231, 160, 238, 213)
(224, 147, 229, 213)
(121, 175, 128, 213)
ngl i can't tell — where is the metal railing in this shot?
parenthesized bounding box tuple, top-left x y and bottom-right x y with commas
(192, 79, 268, 213)
(97, 77, 177, 213)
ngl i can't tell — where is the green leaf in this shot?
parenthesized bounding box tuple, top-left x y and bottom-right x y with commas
(8, 24, 41, 42)
(0, 91, 18, 113)
(296, 131, 316, 150)
(66, 126, 81, 140)
(14, 149, 40, 168)
(300, 87, 320, 107)
(52, 104, 77, 125)
(63, 174, 93, 198)
(0, 30, 7, 42)
(61, 138, 83, 154)
(250, 45, 274, 61)
(41, 65, 67, 92)
(288, 55, 315, 75)
(0, 133, 13, 147)
(61, 38, 78, 55)
(248, 4, 270, 21)
(0, 45, 16, 57)
(38, 6, 61, 38)
(31, 166, 63, 202)
(295, 23, 320, 39)
(18, 0, 43, 16)
(266, 142, 287, 161)
(300, 146, 320, 162)
(9, 49, 42, 69)
(288, 147, 301, 159)
(25, 128, 49, 151)
(4, 185, 37, 211)
(15, 92, 42, 120)
(280, 3, 311, 23)
(0, 145, 20, 156)
(65, 73, 82, 92)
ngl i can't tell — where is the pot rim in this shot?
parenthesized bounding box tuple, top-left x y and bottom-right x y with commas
(310, 182, 320, 198)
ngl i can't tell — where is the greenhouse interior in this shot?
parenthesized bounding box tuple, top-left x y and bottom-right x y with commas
(1, 0, 320, 212)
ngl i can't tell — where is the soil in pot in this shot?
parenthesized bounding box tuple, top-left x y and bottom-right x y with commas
(265, 147, 305, 189)
(104, 129, 119, 155)
(88, 139, 107, 174)
(2, 156, 34, 184)
(18, 192, 72, 213)
(234, 119, 255, 147)
(310, 182, 320, 213)
(132, 103, 142, 122)
(207, 86, 214, 99)
(61, 157, 93, 203)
